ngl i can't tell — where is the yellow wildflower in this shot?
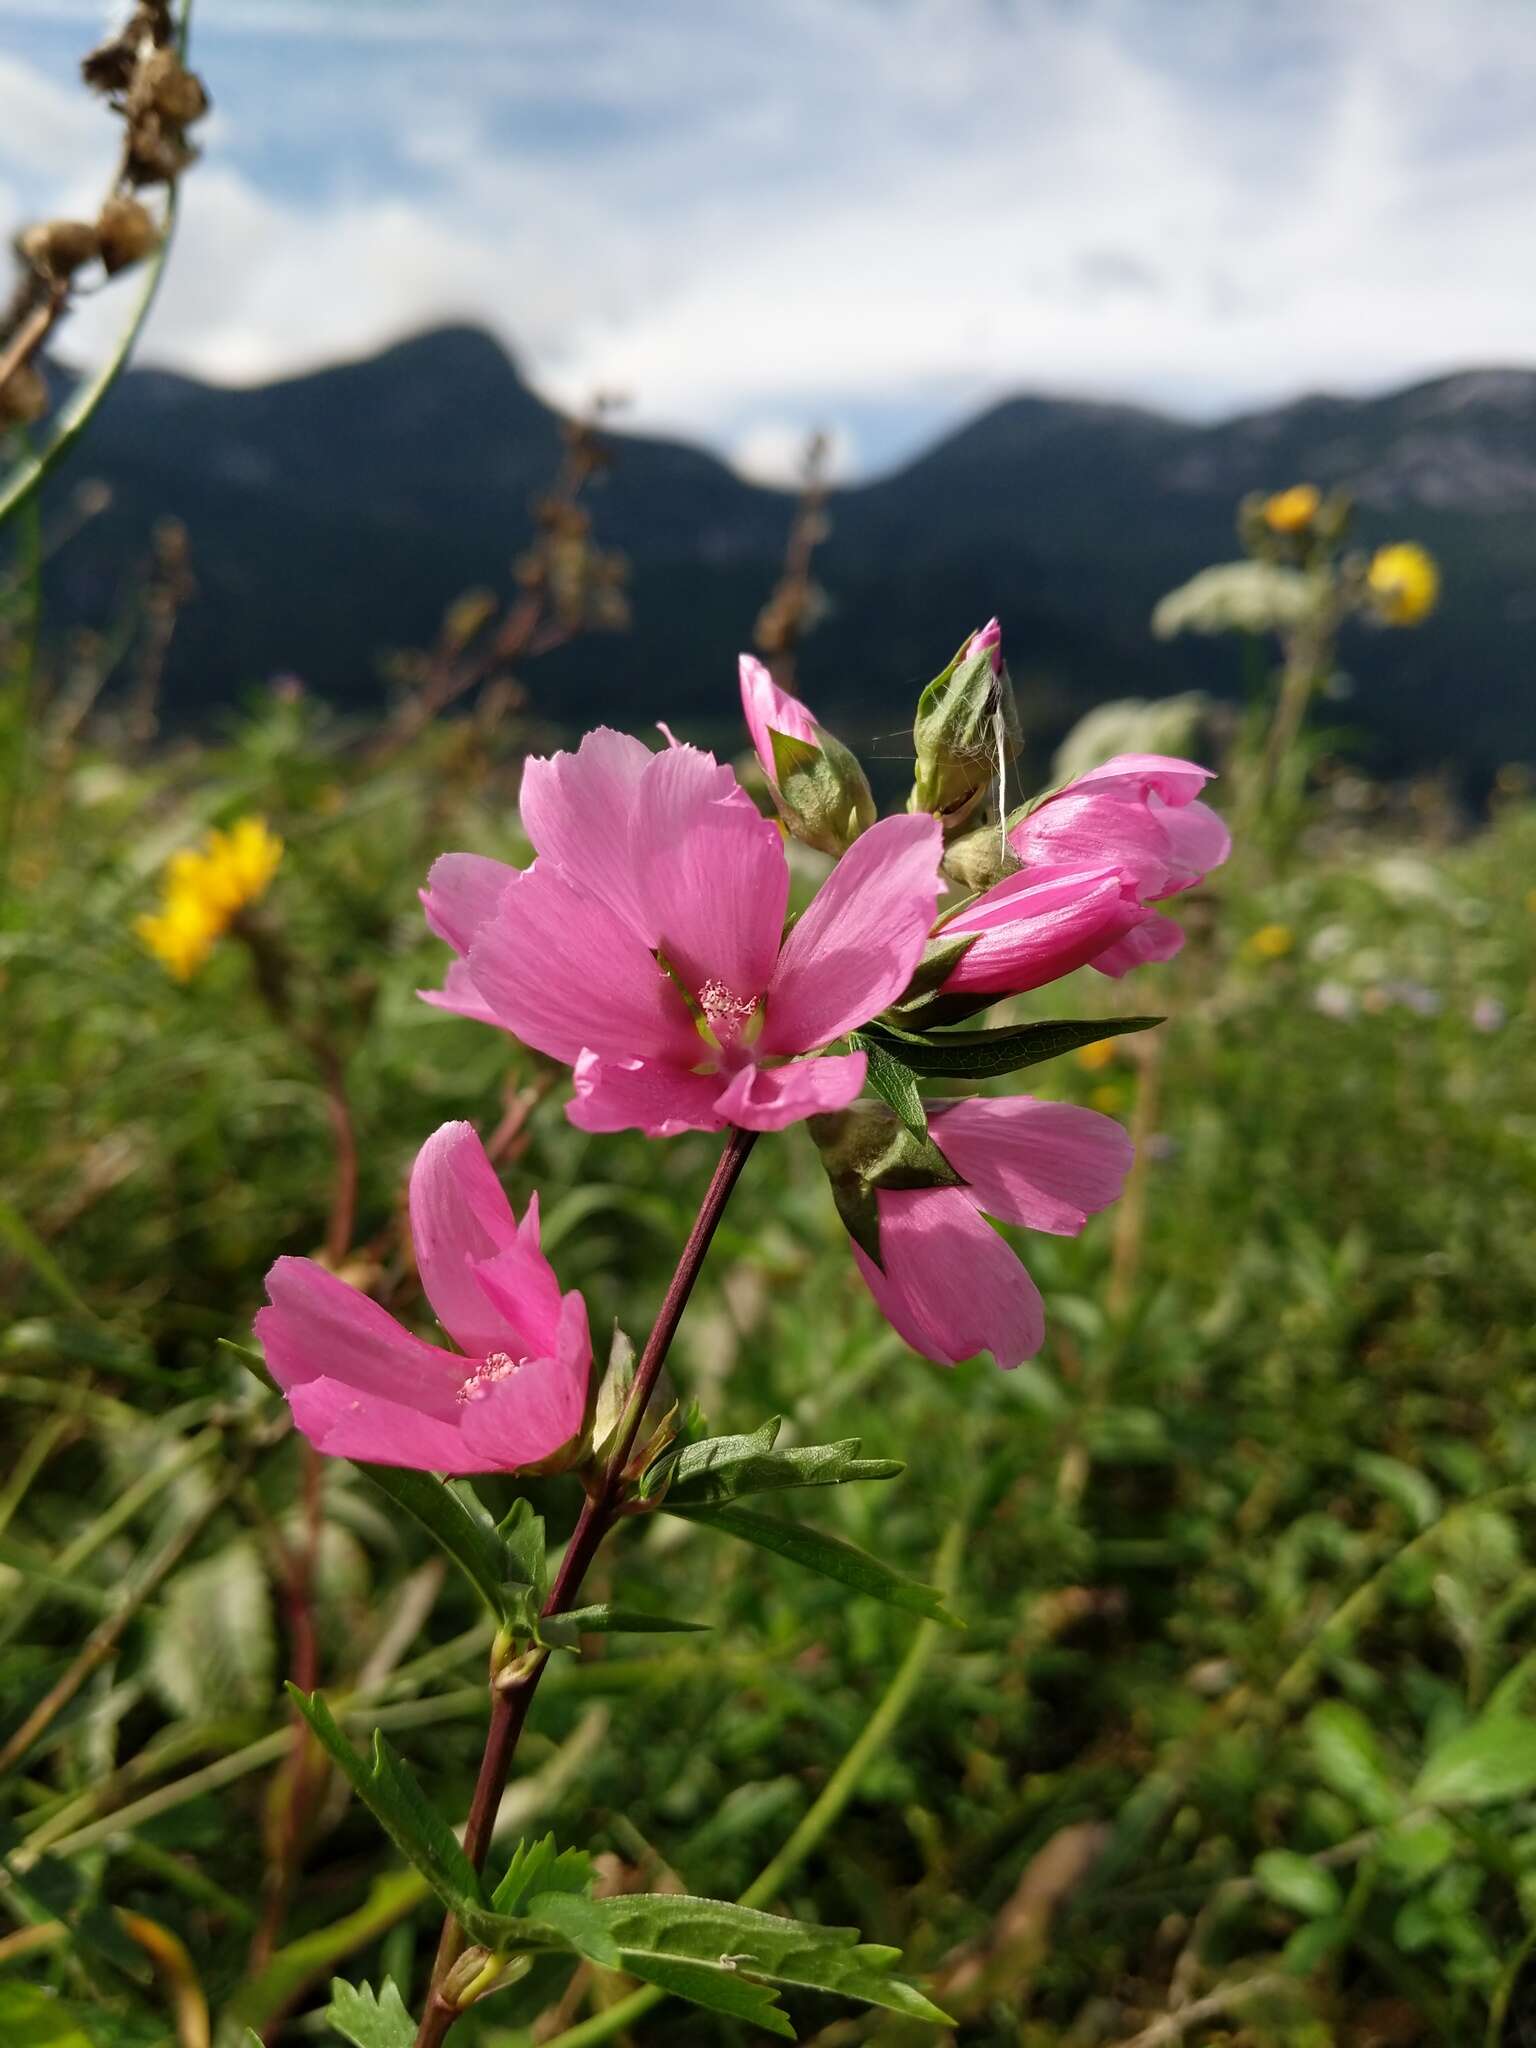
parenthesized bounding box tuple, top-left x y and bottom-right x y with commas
(1090, 1083, 1126, 1115)
(1262, 484, 1321, 534)
(1243, 922, 1295, 962)
(136, 815, 282, 980)
(1366, 542, 1439, 626)
(1076, 1038, 1119, 1072)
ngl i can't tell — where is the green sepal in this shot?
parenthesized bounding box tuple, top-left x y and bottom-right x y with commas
(809, 1104, 967, 1270)
(861, 1014, 1162, 1082)
(909, 645, 1020, 832)
(649, 1415, 903, 1507)
(768, 724, 876, 857)
(665, 1501, 962, 1625)
(888, 926, 981, 1011)
(324, 1977, 417, 2048)
(287, 1687, 484, 1915)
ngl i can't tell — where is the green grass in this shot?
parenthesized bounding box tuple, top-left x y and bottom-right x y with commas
(2, 667, 1534, 2046)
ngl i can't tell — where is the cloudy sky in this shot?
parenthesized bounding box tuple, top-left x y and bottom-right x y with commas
(1, 0, 1532, 481)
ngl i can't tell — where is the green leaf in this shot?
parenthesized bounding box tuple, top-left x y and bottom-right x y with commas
(1307, 1701, 1401, 1824)
(535, 1606, 711, 1649)
(526, 1890, 621, 1967)
(862, 1014, 1161, 1082)
(849, 1032, 928, 1139)
(492, 1834, 593, 1916)
(1253, 1850, 1343, 1919)
(498, 1496, 549, 1608)
(620, 1954, 798, 2037)
(591, 1894, 953, 2027)
(1413, 1717, 1536, 1808)
(288, 1688, 484, 1913)
(325, 1977, 417, 2048)
(1281, 1913, 1350, 1976)
(1380, 1814, 1457, 1882)
(657, 1418, 903, 1507)
(0, 1984, 104, 2048)
(1356, 1452, 1442, 1531)
(666, 1502, 961, 1625)
(146, 1538, 274, 1718)
(357, 1465, 510, 1620)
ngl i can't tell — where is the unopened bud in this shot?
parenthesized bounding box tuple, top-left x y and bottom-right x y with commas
(909, 628, 1021, 834)
(96, 196, 160, 274)
(739, 654, 875, 857)
(941, 823, 1017, 892)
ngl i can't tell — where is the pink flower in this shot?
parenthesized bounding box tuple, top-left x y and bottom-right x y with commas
(849, 1097, 1132, 1369)
(422, 729, 942, 1136)
(255, 1122, 592, 1474)
(738, 654, 820, 786)
(965, 616, 1003, 675)
(937, 863, 1147, 998)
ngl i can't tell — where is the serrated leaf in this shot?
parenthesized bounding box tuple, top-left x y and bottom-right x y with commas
(659, 1421, 903, 1507)
(1307, 1700, 1401, 1824)
(146, 1538, 273, 1718)
(357, 1464, 510, 1620)
(1413, 1717, 1536, 1808)
(849, 1032, 928, 1139)
(666, 1502, 961, 1625)
(535, 1606, 711, 1649)
(492, 1834, 593, 1916)
(1253, 1849, 1343, 1919)
(498, 1497, 547, 1607)
(325, 1977, 417, 2048)
(527, 1890, 621, 1967)
(288, 1688, 483, 1913)
(863, 1014, 1161, 1082)
(591, 1894, 953, 2026)
(616, 1954, 795, 2037)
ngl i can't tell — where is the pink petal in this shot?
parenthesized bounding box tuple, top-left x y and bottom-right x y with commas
(1090, 912, 1186, 977)
(942, 866, 1143, 996)
(470, 1221, 567, 1362)
(713, 1051, 867, 1131)
(1060, 753, 1216, 806)
(1010, 790, 1179, 900)
(566, 1051, 727, 1137)
(1153, 796, 1231, 892)
(516, 727, 655, 936)
(407, 1121, 520, 1357)
(965, 617, 1003, 675)
(739, 653, 819, 779)
(256, 1257, 471, 1467)
(850, 1188, 1044, 1369)
(466, 861, 698, 1066)
(284, 1375, 475, 1472)
(931, 1097, 1132, 1234)
(761, 813, 942, 1053)
(419, 958, 503, 1026)
(421, 853, 519, 956)
(633, 744, 789, 1000)
(458, 1291, 592, 1469)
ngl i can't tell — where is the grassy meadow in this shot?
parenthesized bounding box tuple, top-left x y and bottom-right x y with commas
(2, 531, 1536, 2048)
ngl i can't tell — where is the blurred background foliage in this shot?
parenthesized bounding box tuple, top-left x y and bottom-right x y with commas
(1, 447, 1535, 2048)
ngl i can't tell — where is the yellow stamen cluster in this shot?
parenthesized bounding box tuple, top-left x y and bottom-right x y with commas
(135, 816, 282, 981)
(1262, 484, 1321, 534)
(1366, 542, 1439, 627)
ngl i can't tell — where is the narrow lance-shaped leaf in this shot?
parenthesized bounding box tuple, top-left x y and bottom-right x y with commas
(665, 1501, 962, 1626)
(849, 1031, 930, 1139)
(535, 1606, 711, 1650)
(357, 1464, 511, 1621)
(863, 1014, 1161, 1082)
(288, 1688, 483, 1914)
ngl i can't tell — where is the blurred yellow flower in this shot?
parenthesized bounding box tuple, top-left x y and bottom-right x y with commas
(135, 815, 282, 981)
(1262, 484, 1321, 534)
(1367, 543, 1439, 626)
(1076, 1038, 1119, 1071)
(1090, 1083, 1126, 1114)
(1244, 922, 1295, 962)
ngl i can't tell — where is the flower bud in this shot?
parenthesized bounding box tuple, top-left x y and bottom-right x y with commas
(738, 654, 875, 857)
(941, 822, 1017, 892)
(909, 627, 1020, 834)
(19, 219, 100, 281)
(96, 196, 161, 274)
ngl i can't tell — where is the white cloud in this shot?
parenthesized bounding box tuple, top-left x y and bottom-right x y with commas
(3, 0, 1536, 474)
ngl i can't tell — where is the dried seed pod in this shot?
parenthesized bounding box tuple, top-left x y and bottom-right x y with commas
(0, 361, 50, 428)
(96, 196, 160, 274)
(140, 49, 209, 125)
(124, 111, 198, 187)
(18, 219, 101, 281)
